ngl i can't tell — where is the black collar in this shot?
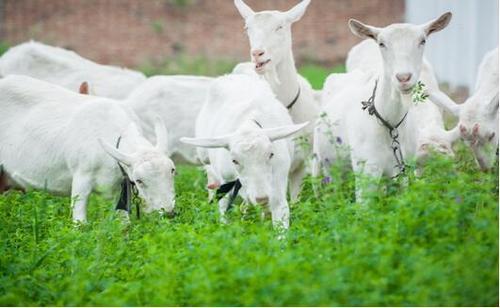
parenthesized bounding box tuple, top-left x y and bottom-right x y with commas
(361, 80, 408, 132)
(286, 87, 301, 110)
(215, 179, 242, 211)
(361, 80, 408, 177)
(114, 136, 140, 218)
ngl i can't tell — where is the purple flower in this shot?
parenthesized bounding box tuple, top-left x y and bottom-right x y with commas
(336, 137, 342, 144)
(322, 176, 332, 185)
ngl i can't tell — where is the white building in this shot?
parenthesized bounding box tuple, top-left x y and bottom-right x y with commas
(406, 0, 499, 90)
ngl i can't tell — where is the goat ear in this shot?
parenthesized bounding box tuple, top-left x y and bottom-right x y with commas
(348, 19, 380, 40)
(426, 89, 462, 117)
(153, 116, 169, 155)
(180, 136, 230, 149)
(286, 0, 311, 23)
(264, 122, 309, 142)
(423, 12, 452, 36)
(79, 81, 89, 95)
(234, 0, 254, 20)
(98, 138, 133, 166)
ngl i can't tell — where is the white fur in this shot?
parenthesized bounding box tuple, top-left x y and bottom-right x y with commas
(181, 74, 307, 229)
(315, 13, 452, 203)
(234, 0, 319, 200)
(124, 75, 213, 164)
(0, 75, 176, 222)
(0, 41, 146, 99)
(348, 39, 454, 163)
(428, 48, 499, 170)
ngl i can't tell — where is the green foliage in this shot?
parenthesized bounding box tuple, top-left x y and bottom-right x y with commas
(0, 145, 497, 306)
(139, 57, 345, 88)
(0, 63, 497, 305)
(411, 81, 429, 104)
(298, 64, 346, 90)
(0, 42, 10, 57)
(139, 55, 238, 77)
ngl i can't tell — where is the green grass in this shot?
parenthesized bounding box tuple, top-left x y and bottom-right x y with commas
(139, 55, 345, 89)
(299, 63, 346, 89)
(0, 60, 497, 305)
(0, 143, 497, 306)
(139, 55, 239, 77)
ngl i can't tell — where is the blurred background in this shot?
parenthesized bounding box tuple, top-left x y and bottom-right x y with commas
(0, 0, 498, 97)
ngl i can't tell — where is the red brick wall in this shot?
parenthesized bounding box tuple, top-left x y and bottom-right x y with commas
(0, 0, 404, 68)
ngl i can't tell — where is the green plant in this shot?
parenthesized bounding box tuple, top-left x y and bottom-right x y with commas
(411, 81, 429, 104)
(0, 68, 497, 306)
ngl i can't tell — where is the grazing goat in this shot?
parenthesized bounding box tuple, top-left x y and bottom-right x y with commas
(64, 75, 214, 165)
(427, 48, 499, 170)
(0, 41, 146, 99)
(0, 75, 175, 222)
(315, 13, 453, 203)
(181, 74, 307, 229)
(233, 0, 319, 200)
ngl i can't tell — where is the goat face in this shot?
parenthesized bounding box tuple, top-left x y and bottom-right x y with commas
(235, 0, 311, 75)
(349, 12, 452, 94)
(460, 94, 499, 170)
(99, 120, 176, 216)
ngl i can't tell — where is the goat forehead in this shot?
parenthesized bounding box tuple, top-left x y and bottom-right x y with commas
(135, 154, 171, 173)
(233, 134, 271, 153)
(249, 12, 284, 27)
(381, 25, 423, 43)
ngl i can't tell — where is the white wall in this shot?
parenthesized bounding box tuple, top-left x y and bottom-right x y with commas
(406, 0, 499, 90)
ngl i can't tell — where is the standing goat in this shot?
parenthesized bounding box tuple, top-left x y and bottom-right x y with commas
(181, 74, 307, 229)
(233, 0, 319, 200)
(0, 75, 176, 222)
(315, 13, 453, 203)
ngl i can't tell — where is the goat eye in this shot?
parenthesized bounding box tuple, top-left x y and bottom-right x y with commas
(135, 179, 143, 185)
(232, 159, 239, 165)
(275, 25, 283, 32)
(269, 153, 274, 159)
(420, 39, 426, 46)
(171, 168, 176, 175)
(378, 42, 386, 48)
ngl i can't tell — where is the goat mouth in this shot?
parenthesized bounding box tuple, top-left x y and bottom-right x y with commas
(255, 59, 271, 72)
(400, 87, 413, 94)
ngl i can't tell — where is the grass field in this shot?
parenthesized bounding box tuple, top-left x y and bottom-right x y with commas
(0, 64, 498, 306)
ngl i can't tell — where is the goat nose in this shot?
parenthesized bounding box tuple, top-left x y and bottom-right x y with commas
(256, 196, 269, 204)
(396, 73, 412, 83)
(252, 49, 265, 58)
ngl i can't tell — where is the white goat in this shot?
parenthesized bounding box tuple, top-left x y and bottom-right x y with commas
(181, 74, 307, 229)
(313, 40, 456, 176)
(0, 75, 176, 222)
(233, 0, 319, 200)
(315, 13, 453, 203)
(427, 48, 499, 170)
(124, 75, 214, 164)
(0, 41, 146, 99)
